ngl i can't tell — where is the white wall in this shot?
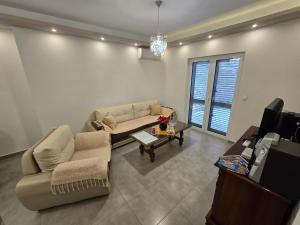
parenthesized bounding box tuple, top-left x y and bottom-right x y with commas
(0, 29, 43, 156)
(0, 27, 165, 155)
(12, 27, 165, 135)
(163, 18, 300, 141)
(1, 18, 300, 155)
(0, 63, 28, 156)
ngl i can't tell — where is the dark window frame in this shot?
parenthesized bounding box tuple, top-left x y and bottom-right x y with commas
(207, 58, 240, 135)
(188, 61, 209, 128)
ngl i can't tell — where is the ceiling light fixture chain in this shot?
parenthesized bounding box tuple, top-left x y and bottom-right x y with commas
(156, 0, 162, 33)
(150, 0, 167, 57)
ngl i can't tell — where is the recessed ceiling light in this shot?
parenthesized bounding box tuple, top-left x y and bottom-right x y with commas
(208, 35, 212, 39)
(179, 42, 183, 46)
(100, 36, 105, 41)
(134, 43, 138, 46)
(252, 24, 258, 28)
(51, 28, 57, 32)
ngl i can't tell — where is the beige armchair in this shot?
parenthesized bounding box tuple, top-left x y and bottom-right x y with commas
(16, 125, 111, 211)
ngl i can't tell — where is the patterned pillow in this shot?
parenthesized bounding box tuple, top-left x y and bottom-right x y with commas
(91, 120, 104, 130)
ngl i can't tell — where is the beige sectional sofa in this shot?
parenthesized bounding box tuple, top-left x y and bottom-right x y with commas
(16, 125, 111, 211)
(86, 100, 174, 148)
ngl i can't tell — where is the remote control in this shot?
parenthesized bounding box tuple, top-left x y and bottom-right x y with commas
(242, 140, 251, 147)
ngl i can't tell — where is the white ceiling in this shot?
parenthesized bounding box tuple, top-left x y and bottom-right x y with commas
(0, 0, 260, 36)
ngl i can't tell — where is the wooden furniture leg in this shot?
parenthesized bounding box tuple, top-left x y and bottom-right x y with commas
(139, 144, 144, 155)
(149, 145, 155, 162)
(179, 131, 184, 146)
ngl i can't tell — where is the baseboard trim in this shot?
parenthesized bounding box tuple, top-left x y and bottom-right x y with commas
(190, 126, 235, 143)
(0, 149, 26, 159)
(112, 138, 136, 149)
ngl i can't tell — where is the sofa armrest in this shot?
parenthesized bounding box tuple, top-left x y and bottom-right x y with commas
(16, 172, 53, 210)
(21, 148, 40, 175)
(16, 172, 51, 196)
(161, 106, 175, 117)
(85, 121, 97, 132)
(75, 131, 110, 151)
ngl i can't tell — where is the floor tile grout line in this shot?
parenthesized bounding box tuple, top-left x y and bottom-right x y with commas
(155, 203, 179, 225)
(124, 200, 144, 225)
(117, 139, 211, 225)
(114, 181, 144, 225)
(97, 183, 142, 225)
(155, 185, 196, 225)
(0, 129, 229, 225)
(158, 205, 195, 225)
(162, 186, 204, 225)
(178, 208, 196, 225)
(124, 195, 144, 225)
(178, 186, 211, 225)
(121, 185, 181, 225)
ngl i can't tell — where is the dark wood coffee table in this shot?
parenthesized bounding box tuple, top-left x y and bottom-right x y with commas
(130, 121, 191, 162)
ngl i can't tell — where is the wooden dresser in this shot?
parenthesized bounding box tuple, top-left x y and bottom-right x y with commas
(205, 126, 292, 225)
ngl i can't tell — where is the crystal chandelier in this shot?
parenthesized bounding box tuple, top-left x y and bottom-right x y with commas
(150, 0, 167, 56)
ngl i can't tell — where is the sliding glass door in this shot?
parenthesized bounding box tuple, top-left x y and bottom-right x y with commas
(188, 61, 209, 127)
(188, 55, 242, 137)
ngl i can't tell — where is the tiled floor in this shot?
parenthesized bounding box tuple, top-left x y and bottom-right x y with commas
(0, 129, 232, 225)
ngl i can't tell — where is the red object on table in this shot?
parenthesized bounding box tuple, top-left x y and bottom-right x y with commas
(158, 116, 170, 124)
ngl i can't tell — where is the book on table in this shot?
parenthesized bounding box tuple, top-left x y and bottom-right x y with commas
(131, 131, 158, 145)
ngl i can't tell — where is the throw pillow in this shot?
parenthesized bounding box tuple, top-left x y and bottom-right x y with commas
(150, 103, 161, 116)
(102, 114, 117, 129)
(91, 120, 104, 130)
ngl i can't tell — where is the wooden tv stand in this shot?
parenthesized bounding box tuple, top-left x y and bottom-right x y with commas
(205, 126, 292, 225)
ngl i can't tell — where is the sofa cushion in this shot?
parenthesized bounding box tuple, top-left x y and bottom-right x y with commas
(95, 104, 133, 123)
(71, 146, 111, 162)
(133, 100, 158, 119)
(102, 114, 117, 129)
(111, 115, 159, 134)
(150, 103, 161, 116)
(33, 125, 74, 172)
(133, 103, 150, 118)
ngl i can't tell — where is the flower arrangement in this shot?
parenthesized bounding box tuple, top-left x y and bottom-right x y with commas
(158, 116, 170, 131)
(158, 116, 170, 124)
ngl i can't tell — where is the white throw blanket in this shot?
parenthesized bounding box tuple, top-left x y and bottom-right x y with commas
(51, 157, 108, 195)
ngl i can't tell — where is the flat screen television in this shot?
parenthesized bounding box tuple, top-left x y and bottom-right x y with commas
(256, 98, 284, 141)
(248, 98, 284, 170)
